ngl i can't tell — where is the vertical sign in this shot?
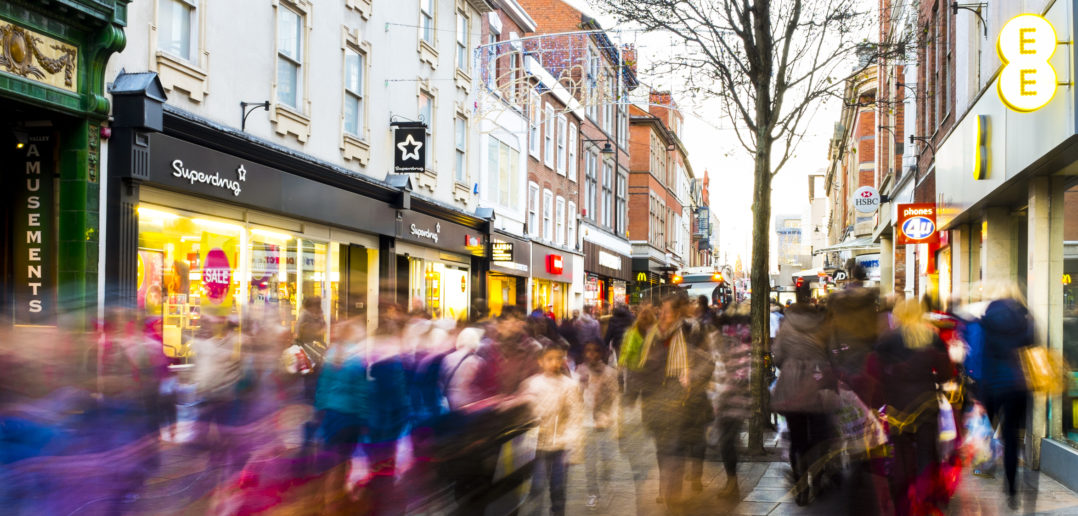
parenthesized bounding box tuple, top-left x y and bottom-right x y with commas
(896, 203, 939, 245)
(13, 132, 55, 324)
(393, 123, 427, 173)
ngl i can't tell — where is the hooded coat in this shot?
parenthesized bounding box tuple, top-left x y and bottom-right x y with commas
(771, 305, 837, 414)
(980, 298, 1034, 397)
(604, 305, 635, 355)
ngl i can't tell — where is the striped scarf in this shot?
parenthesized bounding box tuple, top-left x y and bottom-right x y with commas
(638, 323, 689, 380)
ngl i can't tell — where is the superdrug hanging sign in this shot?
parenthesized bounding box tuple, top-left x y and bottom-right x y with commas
(393, 122, 426, 173)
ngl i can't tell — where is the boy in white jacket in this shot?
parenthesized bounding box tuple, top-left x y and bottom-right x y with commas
(519, 342, 583, 516)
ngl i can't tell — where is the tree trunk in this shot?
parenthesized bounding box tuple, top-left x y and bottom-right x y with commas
(746, 142, 772, 454)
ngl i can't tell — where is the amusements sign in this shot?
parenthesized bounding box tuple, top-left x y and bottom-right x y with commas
(13, 132, 56, 324)
(896, 203, 939, 245)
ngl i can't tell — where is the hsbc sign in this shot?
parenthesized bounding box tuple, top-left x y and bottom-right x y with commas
(853, 186, 880, 214)
(896, 203, 939, 245)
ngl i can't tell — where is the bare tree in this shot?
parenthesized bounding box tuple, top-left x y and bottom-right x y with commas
(590, 0, 876, 452)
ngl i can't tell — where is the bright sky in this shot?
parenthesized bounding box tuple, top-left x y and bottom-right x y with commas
(571, 0, 865, 271)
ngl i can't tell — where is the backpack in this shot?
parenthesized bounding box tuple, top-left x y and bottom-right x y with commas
(962, 318, 986, 382)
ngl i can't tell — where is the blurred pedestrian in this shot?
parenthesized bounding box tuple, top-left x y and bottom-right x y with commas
(682, 303, 717, 495)
(520, 342, 583, 516)
(637, 294, 691, 510)
(771, 293, 835, 506)
(865, 299, 954, 516)
(604, 303, 634, 360)
(978, 287, 1034, 509)
(578, 341, 620, 509)
(713, 303, 751, 498)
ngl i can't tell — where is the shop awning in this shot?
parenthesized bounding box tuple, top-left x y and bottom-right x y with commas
(812, 236, 878, 255)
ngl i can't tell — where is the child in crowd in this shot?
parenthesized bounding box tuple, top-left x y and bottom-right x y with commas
(577, 341, 620, 509)
(520, 342, 583, 516)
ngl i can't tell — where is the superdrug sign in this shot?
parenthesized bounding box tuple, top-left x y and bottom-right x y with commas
(393, 122, 427, 173)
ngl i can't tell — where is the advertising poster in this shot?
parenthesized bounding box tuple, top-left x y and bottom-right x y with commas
(137, 249, 164, 310)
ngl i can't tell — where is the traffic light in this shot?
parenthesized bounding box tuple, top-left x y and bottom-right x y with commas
(795, 277, 804, 288)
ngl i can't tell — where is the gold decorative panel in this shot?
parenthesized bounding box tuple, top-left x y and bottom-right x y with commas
(0, 21, 78, 93)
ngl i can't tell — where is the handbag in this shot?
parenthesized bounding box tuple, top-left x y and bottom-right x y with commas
(938, 393, 957, 457)
(1019, 345, 1066, 394)
(834, 387, 888, 455)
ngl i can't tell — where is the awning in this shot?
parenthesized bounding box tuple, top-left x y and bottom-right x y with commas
(812, 236, 878, 255)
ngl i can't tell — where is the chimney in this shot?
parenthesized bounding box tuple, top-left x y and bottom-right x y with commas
(622, 43, 637, 77)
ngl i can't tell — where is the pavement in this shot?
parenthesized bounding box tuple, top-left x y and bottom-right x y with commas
(43, 394, 1078, 516)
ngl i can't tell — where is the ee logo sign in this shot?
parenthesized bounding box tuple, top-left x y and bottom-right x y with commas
(997, 14, 1058, 113)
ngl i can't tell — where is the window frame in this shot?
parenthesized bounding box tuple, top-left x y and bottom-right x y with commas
(420, 0, 436, 46)
(556, 114, 568, 175)
(567, 200, 577, 248)
(616, 167, 628, 236)
(555, 196, 566, 246)
(454, 115, 467, 183)
(529, 91, 541, 157)
(343, 46, 366, 139)
(567, 122, 578, 182)
(542, 189, 554, 242)
(158, 0, 198, 63)
(456, 10, 469, 72)
(276, 3, 305, 111)
(544, 104, 555, 169)
(601, 161, 613, 228)
(528, 182, 540, 237)
(418, 89, 435, 172)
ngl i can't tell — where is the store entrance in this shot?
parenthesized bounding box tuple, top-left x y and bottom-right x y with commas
(339, 244, 369, 322)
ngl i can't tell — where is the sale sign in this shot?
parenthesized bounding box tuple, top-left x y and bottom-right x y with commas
(896, 203, 939, 245)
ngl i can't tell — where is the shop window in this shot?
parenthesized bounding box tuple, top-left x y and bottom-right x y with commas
(1062, 182, 1078, 442)
(407, 257, 470, 321)
(136, 205, 339, 363)
(532, 278, 568, 322)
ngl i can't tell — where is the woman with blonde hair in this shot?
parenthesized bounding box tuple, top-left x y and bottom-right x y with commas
(865, 299, 954, 516)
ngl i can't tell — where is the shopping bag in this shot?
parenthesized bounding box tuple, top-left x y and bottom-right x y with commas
(834, 387, 888, 455)
(938, 394, 957, 457)
(1019, 346, 1066, 394)
(961, 402, 995, 469)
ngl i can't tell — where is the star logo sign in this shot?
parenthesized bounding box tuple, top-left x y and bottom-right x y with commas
(397, 133, 423, 161)
(236, 165, 247, 182)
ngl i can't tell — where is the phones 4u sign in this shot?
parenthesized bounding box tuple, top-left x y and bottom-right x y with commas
(393, 122, 427, 173)
(896, 203, 939, 245)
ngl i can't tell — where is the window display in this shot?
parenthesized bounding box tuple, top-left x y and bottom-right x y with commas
(1062, 183, 1078, 442)
(137, 203, 339, 362)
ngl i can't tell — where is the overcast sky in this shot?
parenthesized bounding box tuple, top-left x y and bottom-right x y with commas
(564, 0, 867, 270)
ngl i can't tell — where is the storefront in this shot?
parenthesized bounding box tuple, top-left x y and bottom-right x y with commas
(487, 231, 530, 317)
(1, 2, 128, 330)
(931, 2, 1078, 488)
(109, 119, 392, 359)
(583, 241, 631, 310)
(395, 210, 486, 322)
(106, 73, 489, 355)
(531, 242, 576, 321)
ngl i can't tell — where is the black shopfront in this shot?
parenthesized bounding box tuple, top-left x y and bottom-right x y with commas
(105, 73, 489, 358)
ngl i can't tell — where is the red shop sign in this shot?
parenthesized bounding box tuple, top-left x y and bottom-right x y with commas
(546, 254, 564, 275)
(896, 203, 939, 245)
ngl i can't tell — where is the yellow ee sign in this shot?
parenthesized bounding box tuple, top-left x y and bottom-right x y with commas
(997, 14, 1058, 113)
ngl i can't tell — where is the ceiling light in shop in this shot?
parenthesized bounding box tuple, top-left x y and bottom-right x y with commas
(251, 228, 293, 241)
(137, 206, 179, 222)
(192, 218, 243, 233)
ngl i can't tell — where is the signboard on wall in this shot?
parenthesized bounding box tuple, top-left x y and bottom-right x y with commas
(491, 242, 514, 261)
(393, 123, 427, 173)
(896, 203, 939, 245)
(997, 14, 1058, 113)
(12, 131, 56, 325)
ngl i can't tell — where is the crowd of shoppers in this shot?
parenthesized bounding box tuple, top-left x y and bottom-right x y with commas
(0, 268, 1046, 515)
